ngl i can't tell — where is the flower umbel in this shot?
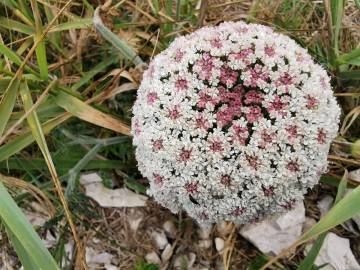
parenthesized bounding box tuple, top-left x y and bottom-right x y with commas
(132, 21, 340, 224)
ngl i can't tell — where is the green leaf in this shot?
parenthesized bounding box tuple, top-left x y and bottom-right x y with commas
(65, 143, 102, 197)
(248, 255, 269, 270)
(93, 7, 144, 66)
(336, 48, 360, 66)
(0, 16, 34, 34)
(0, 42, 38, 75)
(298, 234, 327, 270)
(298, 172, 348, 270)
(49, 18, 93, 33)
(6, 225, 39, 270)
(338, 70, 360, 80)
(301, 179, 359, 242)
(334, 171, 348, 204)
(0, 114, 68, 162)
(31, 0, 48, 80)
(34, 39, 48, 80)
(330, 0, 344, 54)
(0, 0, 18, 9)
(18, 81, 64, 185)
(134, 259, 159, 270)
(124, 178, 147, 194)
(355, 0, 360, 10)
(18, 0, 33, 21)
(0, 157, 122, 172)
(0, 80, 20, 137)
(71, 57, 117, 91)
(0, 181, 59, 269)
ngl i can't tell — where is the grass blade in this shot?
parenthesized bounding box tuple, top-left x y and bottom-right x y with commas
(0, 16, 34, 35)
(93, 7, 144, 66)
(0, 80, 20, 137)
(298, 234, 326, 270)
(34, 40, 48, 80)
(330, 0, 344, 55)
(64, 136, 127, 197)
(53, 91, 131, 135)
(261, 172, 360, 269)
(1, 0, 18, 9)
(298, 172, 348, 270)
(19, 81, 87, 268)
(355, 0, 360, 9)
(30, 0, 48, 80)
(301, 181, 356, 240)
(0, 42, 38, 75)
(43, 3, 61, 49)
(0, 181, 59, 269)
(6, 225, 39, 270)
(334, 170, 348, 203)
(70, 57, 117, 90)
(0, 157, 122, 172)
(0, 114, 69, 162)
(336, 48, 360, 66)
(49, 18, 92, 33)
(338, 70, 360, 80)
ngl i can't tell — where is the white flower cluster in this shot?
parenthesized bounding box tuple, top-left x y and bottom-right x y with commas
(132, 21, 340, 224)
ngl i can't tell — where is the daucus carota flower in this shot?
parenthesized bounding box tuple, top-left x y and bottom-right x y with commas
(132, 21, 340, 224)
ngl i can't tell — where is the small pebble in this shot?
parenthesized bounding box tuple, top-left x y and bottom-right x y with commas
(161, 244, 173, 262)
(215, 238, 225, 252)
(145, 251, 161, 264)
(198, 239, 212, 249)
(163, 220, 177, 238)
(317, 195, 333, 218)
(151, 230, 168, 250)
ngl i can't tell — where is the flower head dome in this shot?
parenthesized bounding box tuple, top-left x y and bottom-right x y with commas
(132, 21, 340, 224)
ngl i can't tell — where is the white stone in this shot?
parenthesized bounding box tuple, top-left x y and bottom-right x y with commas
(92, 238, 101, 244)
(80, 173, 147, 208)
(215, 238, 225, 252)
(145, 251, 161, 264)
(239, 202, 305, 255)
(151, 230, 168, 250)
(104, 264, 118, 270)
(163, 220, 177, 238)
(86, 247, 113, 265)
(62, 241, 74, 266)
(127, 209, 143, 231)
(198, 239, 212, 249)
(317, 195, 334, 218)
(305, 232, 360, 270)
(349, 169, 360, 183)
(161, 244, 173, 262)
(24, 208, 48, 227)
(128, 216, 143, 231)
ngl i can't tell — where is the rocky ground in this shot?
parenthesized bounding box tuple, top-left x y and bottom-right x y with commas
(2, 170, 358, 270)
